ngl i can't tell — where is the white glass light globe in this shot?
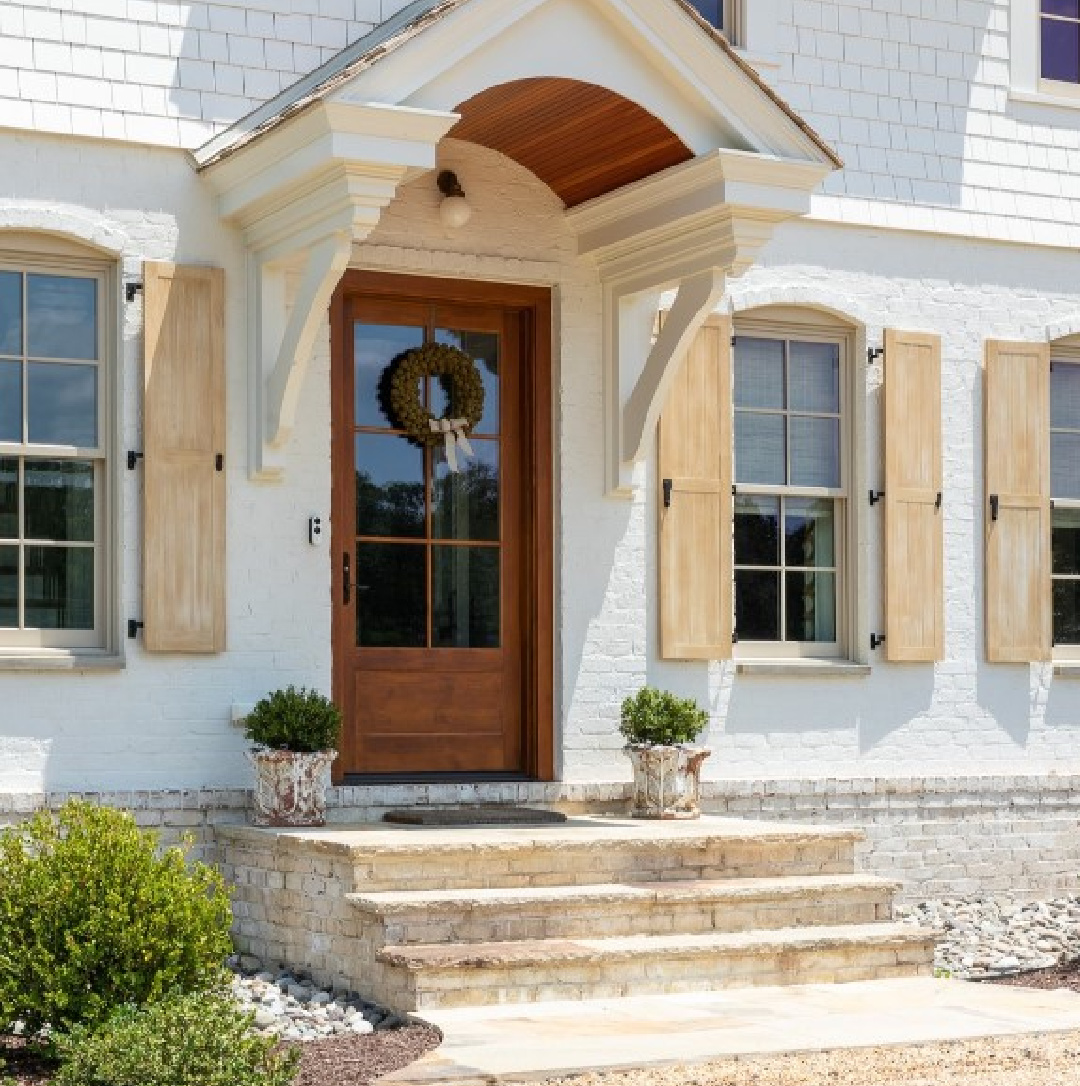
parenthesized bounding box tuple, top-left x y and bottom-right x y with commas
(439, 195, 473, 229)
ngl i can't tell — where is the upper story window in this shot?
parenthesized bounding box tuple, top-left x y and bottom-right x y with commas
(732, 329, 849, 658)
(1041, 0, 1080, 83)
(1051, 358, 1080, 646)
(687, 0, 740, 42)
(0, 252, 112, 654)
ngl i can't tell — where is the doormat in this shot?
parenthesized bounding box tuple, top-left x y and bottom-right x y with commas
(383, 806, 568, 826)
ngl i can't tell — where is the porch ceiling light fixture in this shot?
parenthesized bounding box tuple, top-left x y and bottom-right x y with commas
(437, 170, 473, 229)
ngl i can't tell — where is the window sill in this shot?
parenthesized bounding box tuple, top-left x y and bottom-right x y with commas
(735, 660, 871, 678)
(0, 651, 125, 671)
(1009, 87, 1080, 112)
(1054, 663, 1080, 678)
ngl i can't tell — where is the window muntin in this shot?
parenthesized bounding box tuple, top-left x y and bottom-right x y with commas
(733, 334, 846, 656)
(0, 262, 106, 650)
(1042, 1, 1080, 83)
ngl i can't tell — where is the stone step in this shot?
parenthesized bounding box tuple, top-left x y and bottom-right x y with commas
(218, 817, 863, 893)
(377, 922, 937, 1010)
(349, 874, 900, 944)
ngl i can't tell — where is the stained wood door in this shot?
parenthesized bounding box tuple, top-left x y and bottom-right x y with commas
(332, 275, 551, 779)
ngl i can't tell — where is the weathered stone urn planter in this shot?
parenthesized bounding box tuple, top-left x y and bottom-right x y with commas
(248, 749, 337, 827)
(624, 744, 711, 820)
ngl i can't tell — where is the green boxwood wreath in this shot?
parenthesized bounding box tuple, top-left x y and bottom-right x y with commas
(388, 342, 486, 446)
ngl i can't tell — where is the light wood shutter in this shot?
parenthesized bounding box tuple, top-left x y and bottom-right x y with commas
(984, 340, 1051, 663)
(658, 316, 733, 660)
(883, 329, 944, 661)
(142, 262, 226, 653)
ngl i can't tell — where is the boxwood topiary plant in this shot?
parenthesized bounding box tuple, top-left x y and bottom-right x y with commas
(0, 800, 232, 1038)
(55, 990, 300, 1086)
(619, 686, 709, 747)
(244, 686, 342, 753)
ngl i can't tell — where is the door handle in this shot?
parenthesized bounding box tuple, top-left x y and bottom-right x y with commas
(342, 552, 352, 605)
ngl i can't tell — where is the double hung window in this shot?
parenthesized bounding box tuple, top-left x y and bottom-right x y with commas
(732, 331, 847, 657)
(1051, 357, 1080, 648)
(0, 257, 109, 652)
(1041, 1, 1080, 84)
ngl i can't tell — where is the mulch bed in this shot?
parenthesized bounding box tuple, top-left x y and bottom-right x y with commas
(985, 958, 1080, 993)
(1, 1021, 442, 1086)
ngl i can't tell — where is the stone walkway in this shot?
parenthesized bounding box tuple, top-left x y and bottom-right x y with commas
(382, 978, 1080, 1085)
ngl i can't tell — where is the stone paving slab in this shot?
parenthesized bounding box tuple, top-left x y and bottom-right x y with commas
(381, 978, 1080, 1085)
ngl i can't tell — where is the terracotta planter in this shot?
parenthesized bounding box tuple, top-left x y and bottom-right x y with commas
(624, 744, 711, 820)
(248, 749, 337, 827)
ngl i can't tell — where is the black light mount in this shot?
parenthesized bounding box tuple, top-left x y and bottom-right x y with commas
(437, 170, 466, 198)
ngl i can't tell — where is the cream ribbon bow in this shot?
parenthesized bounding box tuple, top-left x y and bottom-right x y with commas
(430, 417, 475, 473)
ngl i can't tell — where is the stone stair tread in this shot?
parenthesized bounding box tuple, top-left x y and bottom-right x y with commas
(349, 873, 899, 914)
(378, 922, 934, 971)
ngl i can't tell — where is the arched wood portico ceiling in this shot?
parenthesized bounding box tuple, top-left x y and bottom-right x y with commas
(449, 78, 694, 208)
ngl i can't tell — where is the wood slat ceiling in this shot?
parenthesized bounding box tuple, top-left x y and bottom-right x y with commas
(449, 77, 694, 208)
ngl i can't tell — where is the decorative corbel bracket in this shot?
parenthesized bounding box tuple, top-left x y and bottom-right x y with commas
(567, 149, 831, 497)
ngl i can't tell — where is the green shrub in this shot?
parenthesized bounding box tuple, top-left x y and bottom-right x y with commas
(0, 801, 232, 1037)
(56, 990, 299, 1086)
(244, 686, 342, 753)
(619, 686, 709, 747)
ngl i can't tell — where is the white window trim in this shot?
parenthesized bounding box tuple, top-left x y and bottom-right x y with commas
(1009, 0, 1080, 110)
(0, 240, 122, 668)
(728, 0, 780, 69)
(1050, 342, 1080, 662)
(731, 308, 866, 665)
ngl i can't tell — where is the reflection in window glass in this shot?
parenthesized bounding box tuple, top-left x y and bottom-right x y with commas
(27, 276, 97, 360)
(23, 545, 93, 630)
(0, 458, 15, 539)
(433, 330, 500, 434)
(432, 546, 500, 648)
(735, 570, 779, 641)
(356, 543, 426, 648)
(0, 273, 21, 356)
(0, 546, 15, 628)
(354, 323, 424, 429)
(354, 434, 425, 538)
(786, 570, 836, 642)
(27, 363, 97, 448)
(0, 361, 20, 443)
(24, 460, 94, 542)
(734, 495, 779, 567)
(432, 441, 499, 542)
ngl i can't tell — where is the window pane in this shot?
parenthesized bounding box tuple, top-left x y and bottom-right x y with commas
(27, 363, 97, 447)
(24, 545, 93, 630)
(1053, 507, 1080, 574)
(27, 275, 97, 360)
(1052, 432, 1080, 499)
(432, 440, 499, 542)
(355, 434, 425, 538)
(788, 341, 840, 413)
(687, 0, 722, 26)
(24, 460, 94, 542)
(0, 272, 21, 356)
(354, 323, 424, 429)
(0, 458, 15, 539)
(433, 330, 500, 435)
(790, 416, 840, 488)
(735, 570, 780, 641)
(1052, 362, 1080, 429)
(735, 411, 785, 485)
(356, 543, 426, 648)
(786, 499, 836, 567)
(0, 545, 15, 628)
(734, 337, 784, 409)
(786, 570, 837, 642)
(432, 546, 500, 648)
(1042, 16, 1080, 82)
(734, 495, 780, 566)
(1044, 1, 1080, 20)
(1054, 579, 1080, 645)
(0, 361, 20, 443)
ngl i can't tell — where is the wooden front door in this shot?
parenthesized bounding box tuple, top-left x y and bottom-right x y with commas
(331, 273, 553, 780)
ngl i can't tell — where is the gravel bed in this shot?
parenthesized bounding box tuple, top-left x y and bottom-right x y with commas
(896, 896, 1080, 979)
(541, 1033, 1080, 1086)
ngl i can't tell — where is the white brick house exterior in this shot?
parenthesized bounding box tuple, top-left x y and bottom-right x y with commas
(2, 0, 1080, 896)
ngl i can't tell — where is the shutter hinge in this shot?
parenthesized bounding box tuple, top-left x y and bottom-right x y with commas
(125, 281, 143, 303)
(871, 633, 886, 650)
(216, 453, 224, 472)
(127, 451, 143, 470)
(127, 620, 144, 640)
(868, 347, 884, 364)
(869, 489, 885, 506)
